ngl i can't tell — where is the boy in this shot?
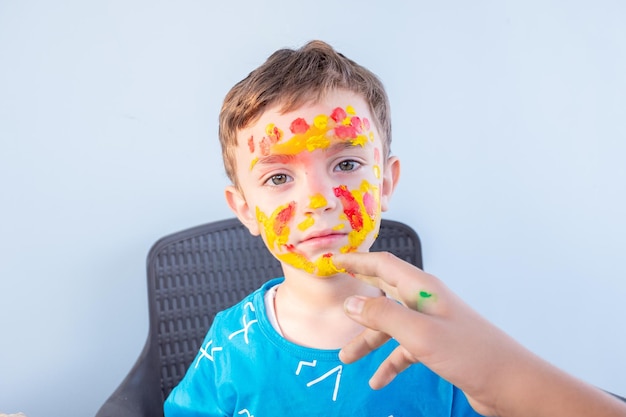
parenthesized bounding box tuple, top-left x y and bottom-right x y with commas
(164, 40, 482, 416)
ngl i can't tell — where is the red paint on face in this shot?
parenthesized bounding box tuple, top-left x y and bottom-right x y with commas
(350, 116, 363, 134)
(330, 107, 347, 122)
(374, 147, 380, 164)
(334, 185, 364, 231)
(334, 125, 357, 139)
(274, 202, 296, 236)
(260, 137, 271, 156)
(363, 118, 370, 131)
(248, 136, 255, 153)
(363, 192, 376, 217)
(284, 243, 308, 259)
(290, 117, 310, 134)
(268, 126, 282, 143)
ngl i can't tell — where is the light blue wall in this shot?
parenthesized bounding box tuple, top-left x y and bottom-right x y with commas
(1, 1, 624, 416)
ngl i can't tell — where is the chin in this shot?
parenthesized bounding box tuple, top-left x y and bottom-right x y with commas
(276, 250, 345, 277)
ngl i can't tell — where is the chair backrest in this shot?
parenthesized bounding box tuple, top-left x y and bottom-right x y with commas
(96, 217, 422, 417)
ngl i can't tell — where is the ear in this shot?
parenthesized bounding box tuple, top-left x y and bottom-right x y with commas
(225, 185, 261, 236)
(380, 156, 400, 212)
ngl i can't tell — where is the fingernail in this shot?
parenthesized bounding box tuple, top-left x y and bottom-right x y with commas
(344, 296, 365, 315)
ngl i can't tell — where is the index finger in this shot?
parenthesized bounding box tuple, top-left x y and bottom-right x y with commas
(334, 252, 440, 313)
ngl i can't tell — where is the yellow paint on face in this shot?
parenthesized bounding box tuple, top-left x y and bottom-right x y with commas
(373, 165, 380, 179)
(373, 147, 381, 179)
(298, 215, 314, 231)
(335, 179, 380, 254)
(256, 202, 295, 251)
(256, 200, 342, 276)
(295, 194, 326, 231)
(267, 106, 370, 156)
(249, 106, 380, 277)
(313, 114, 329, 130)
(255, 180, 380, 277)
(309, 193, 327, 209)
(316, 254, 344, 276)
(275, 251, 343, 277)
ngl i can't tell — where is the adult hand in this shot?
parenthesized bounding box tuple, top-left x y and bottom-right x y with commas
(336, 251, 626, 417)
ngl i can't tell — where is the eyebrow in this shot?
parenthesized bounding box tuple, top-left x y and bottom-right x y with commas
(326, 140, 365, 154)
(254, 153, 297, 167)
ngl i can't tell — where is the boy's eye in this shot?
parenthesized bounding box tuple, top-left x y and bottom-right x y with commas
(265, 173, 291, 186)
(335, 160, 360, 172)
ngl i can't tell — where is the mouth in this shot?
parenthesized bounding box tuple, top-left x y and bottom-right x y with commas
(299, 230, 346, 246)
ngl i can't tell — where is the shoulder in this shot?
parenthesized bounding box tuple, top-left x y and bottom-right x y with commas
(208, 277, 283, 339)
(214, 278, 282, 319)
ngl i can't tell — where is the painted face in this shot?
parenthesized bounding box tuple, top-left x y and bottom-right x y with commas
(234, 91, 388, 277)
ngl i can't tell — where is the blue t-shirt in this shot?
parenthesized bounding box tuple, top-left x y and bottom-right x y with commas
(164, 278, 483, 417)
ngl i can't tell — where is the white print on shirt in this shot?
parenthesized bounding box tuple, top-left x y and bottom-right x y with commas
(237, 409, 254, 417)
(295, 360, 343, 401)
(228, 302, 258, 344)
(194, 340, 223, 368)
(295, 359, 317, 374)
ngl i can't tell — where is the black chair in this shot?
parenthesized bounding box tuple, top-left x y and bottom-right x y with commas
(95, 217, 423, 417)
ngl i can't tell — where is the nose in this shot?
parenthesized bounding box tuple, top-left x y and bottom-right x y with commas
(301, 171, 338, 215)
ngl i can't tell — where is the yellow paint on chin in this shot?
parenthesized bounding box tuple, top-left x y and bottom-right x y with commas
(316, 254, 344, 276)
(276, 252, 344, 277)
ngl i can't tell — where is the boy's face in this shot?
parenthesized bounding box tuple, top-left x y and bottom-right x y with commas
(226, 90, 399, 277)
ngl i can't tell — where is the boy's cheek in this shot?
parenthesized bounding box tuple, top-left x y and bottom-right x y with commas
(255, 202, 297, 253)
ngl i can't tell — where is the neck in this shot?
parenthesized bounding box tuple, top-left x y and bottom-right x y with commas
(279, 264, 382, 310)
(272, 264, 383, 349)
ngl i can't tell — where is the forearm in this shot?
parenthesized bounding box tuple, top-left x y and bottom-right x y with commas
(491, 351, 626, 417)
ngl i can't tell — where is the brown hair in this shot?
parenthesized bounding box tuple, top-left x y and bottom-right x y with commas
(219, 40, 391, 186)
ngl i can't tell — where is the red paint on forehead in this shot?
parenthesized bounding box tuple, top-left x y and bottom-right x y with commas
(268, 126, 282, 143)
(334, 125, 358, 140)
(290, 118, 310, 134)
(330, 107, 347, 122)
(248, 136, 255, 153)
(260, 137, 271, 156)
(374, 147, 380, 163)
(350, 117, 363, 134)
(334, 185, 364, 231)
